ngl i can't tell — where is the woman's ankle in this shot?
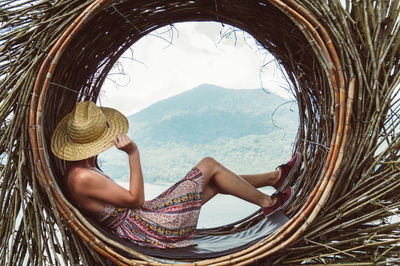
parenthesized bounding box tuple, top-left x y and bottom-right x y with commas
(271, 169, 281, 186)
(261, 196, 276, 208)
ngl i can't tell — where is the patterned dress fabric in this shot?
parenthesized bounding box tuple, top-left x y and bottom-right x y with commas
(95, 167, 204, 248)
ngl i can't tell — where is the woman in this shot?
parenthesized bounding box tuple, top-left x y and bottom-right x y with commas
(51, 101, 301, 249)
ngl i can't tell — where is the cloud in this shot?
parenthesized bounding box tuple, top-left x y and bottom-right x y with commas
(100, 22, 291, 116)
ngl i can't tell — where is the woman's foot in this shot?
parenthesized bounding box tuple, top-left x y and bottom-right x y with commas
(273, 152, 302, 192)
(262, 187, 294, 217)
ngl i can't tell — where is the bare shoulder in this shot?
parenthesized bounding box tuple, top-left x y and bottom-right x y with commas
(69, 168, 105, 191)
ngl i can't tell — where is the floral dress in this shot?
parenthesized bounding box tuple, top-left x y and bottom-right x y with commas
(95, 167, 204, 248)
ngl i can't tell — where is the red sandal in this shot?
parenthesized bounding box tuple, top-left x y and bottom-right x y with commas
(273, 152, 302, 192)
(263, 187, 294, 217)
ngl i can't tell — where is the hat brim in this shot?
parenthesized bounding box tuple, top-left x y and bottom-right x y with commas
(51, 107, 129, 161)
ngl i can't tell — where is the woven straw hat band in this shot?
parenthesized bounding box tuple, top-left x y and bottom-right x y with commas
(67, 101, 107, 144)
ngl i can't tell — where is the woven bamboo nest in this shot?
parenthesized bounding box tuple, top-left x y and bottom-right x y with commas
(1, 0, 400, 264)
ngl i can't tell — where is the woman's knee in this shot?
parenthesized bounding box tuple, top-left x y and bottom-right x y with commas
(198, 156, 218, 167)
(196, 157, 221, 176)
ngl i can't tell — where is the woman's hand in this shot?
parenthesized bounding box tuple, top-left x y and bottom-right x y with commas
(113, 134, 138, 156)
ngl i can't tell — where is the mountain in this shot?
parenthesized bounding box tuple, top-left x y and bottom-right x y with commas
(99, 84, 298, 183)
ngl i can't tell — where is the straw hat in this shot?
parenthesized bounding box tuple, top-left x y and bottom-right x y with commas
(51, 101, 129, 161)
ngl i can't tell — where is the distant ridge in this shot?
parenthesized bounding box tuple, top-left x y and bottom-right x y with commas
(128, 84, 297, 144)
(132, 84, 289, 119)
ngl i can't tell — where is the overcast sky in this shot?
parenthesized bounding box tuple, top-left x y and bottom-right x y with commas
(98, 22, 292, 116)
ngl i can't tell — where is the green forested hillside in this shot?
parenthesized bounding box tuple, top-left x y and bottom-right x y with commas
(99, 84, 298, 183)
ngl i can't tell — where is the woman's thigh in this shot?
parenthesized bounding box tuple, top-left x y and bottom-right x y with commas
(201, 179, 221, 205)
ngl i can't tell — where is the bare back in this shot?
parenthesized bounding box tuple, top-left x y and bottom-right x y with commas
(65, 167, 111, 216)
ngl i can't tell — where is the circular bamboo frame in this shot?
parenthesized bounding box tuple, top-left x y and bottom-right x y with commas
(29, 0, 349, 265)
(21, 0, 397, 265)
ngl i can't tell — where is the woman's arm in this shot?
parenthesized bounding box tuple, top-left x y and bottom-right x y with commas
(74, 134, 145, 208)
(113, 134, 145, 206)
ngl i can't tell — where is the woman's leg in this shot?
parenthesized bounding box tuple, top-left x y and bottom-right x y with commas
(240, 170, 281, 188)
(196, 157, 276, 207)
(226, 152, 301, 191)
